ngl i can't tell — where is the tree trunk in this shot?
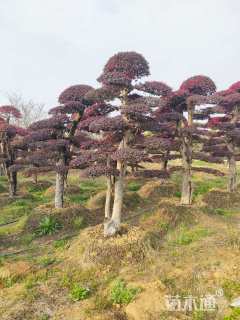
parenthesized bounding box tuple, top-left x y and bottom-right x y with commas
(104, 176, 112, 219)
(33, 173, 38, 184)
(104, 162, 124, 236)
(55, 157, 66, 209)
(104, 89, 129, 236)
(181, 143, 192, 205)
(104, 132, 128, 237)
(55, 171, 65, 208)
(180, 105, 193, 205)
(0, 165, 4, 176)
(228, 155, 237, 192)
(160, 159, 168, 171)
(227, 106, 238, 192)
(9, 171, 17, 197)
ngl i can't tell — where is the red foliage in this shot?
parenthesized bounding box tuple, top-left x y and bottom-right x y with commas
(0, 105, 22, 119)
(58, 84, 93, 104)
(85, 86, 121, 103)
(180, 75, 216, 96)
(15, 127, 28, 136)
(228, 81, 240, 93)
(98, 51, 150, 85)
(49, 102, 86, 115)
(219, 92, 240, 109)
(136, 81, 172, 96)
(82, 103, 116, 119)
(84, 165, 119, 178)
(89, 116, 126, 133)
(29, 115, 69, 130)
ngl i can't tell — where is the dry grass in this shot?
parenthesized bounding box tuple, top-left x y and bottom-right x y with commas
(0, 163, 240, 319)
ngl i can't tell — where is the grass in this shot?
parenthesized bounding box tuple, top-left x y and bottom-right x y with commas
(1, 167, 240, 319)
(222, 279, 240, 300)
(0, 216, 27, 236)
(169, 224, 212, 246)
(223, 308, 240, 320)
(170, 161, 227, 200)
(67, 179, 106, 204)
(69, 283, 91, 301)
(192, 177, 227, 198)
(110, 279, 141, 305)
(53, 238, 69, 249)
(0, 194, 47, 225)
(127, 181, 142, 192)
(37, 216, 62, 236)
(38, 256, 56, 268)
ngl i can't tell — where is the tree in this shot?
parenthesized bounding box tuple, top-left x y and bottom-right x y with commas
(70, 95, 119, 221)
(74, 52, 175, 236)
(136, 81, 175, 170)
(6, 92, 46, 127)
(202, 82, 240, 192)
(153, 76, 217, 205)
(12, 84, 93, 208)
(0, 105, 27, 196)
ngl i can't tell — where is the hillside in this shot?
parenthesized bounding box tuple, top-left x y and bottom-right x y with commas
(0, 161, 240, 320)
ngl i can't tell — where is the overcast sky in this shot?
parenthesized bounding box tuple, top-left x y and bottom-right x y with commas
(0, 0, 239, 109)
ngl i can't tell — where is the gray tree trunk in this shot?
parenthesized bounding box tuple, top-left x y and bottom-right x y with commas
(55, 171, 65, 208)
(104, 176, 112, 219)
(104, 90, 129, 236)
(227, 106, 239, 192)
(9, 171, 17, 197)
(160, 159, 168, 171)
(181, 143, 192, 205)
(55, 157, 65, 209)
(104, 162, 124, 236)
(180, 105, 193, 205)
(228, 155, 237, 192)
(0, 165, 4, 176)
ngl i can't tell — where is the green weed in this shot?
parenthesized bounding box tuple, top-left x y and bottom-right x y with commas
(223, 279, 240, 300)
(170, 225, 212, 245)
(223, 308, 240, 320)
(110, 279, 141, 305)
(54, 239, 69, 249)
(37, 216, 62, 236)
(38, 256, 56, 268)
(69, 283, 91, 301)
(73, 216, 85, 230)
(128, 181, 142, 192)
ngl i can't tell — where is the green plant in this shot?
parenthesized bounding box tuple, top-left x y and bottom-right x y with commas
(223, 279, 240, 300)
(192, 310, 218, 320)
(68, 180, 106, 204)
(110, 279, 140, 305)
(73, 216, 85, 230)
(69, 283, 90, 301)
(37, 216, 62, 236)
(38, 256, 56, 267)
(128, 181, 142, 192)
(54, 239, 69, 249)
(0, 256, 6, 266)
(1, 276, 18, 288)
(39, 314, 50, 320)
(20, 233, 35, 245)
(223, 308, 240, 320)
(171, 225, 211, 245)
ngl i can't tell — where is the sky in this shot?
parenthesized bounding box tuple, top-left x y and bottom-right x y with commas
(0, 0, 239, 109)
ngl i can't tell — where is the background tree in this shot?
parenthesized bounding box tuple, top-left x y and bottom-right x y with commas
(202, 82, 240, 192)
(0, 105, 27, 196)
(12, 84, 93, 208)
(6, 92, 46, 127)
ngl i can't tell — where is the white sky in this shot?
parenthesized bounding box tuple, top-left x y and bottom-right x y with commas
(0, 0, 239, 109)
